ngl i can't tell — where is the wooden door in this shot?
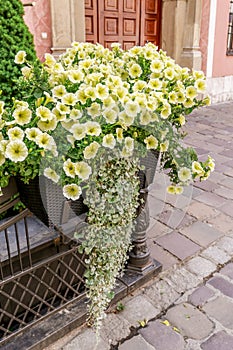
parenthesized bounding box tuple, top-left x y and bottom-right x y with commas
(98, 0, 140, 49)
(140, 0, 161, 46)
(85, 0, 98, 43)
(85, 0, 161, 49)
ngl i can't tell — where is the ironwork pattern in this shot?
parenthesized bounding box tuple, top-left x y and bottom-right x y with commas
(0, 209, 86, 345)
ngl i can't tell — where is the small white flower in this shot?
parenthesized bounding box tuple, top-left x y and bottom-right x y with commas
(178, 167, 192, 182)
(44, 167, 60, 183)
(86, 121, 101, 136)
(83, 141, 100, 159)
(63, 183, 82, 200)
(144, 135, 158, 150)
(72, 123, 87, 140)
(13, 107, 32, 125)
(5, 140, 28, 162)
(14, 51, 27, 64)
(25, 127, 42, 141)
(102, 134, 116, 149)
(8, 127, 24, 141)
(75, 161, 92, 180)
(63, 159, 76, 178)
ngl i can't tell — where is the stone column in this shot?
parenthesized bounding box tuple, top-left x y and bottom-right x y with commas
(50, 0, 85, 57)
(180, 0, 203, 70)
(161, 0, 202, 70)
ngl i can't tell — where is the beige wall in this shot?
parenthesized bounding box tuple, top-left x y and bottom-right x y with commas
(50, 0, 85, 57)
(161, 0, 202, 70)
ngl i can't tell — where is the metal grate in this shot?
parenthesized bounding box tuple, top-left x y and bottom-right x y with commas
(227, 0, 233, 54)
(0, 209, 86, 345)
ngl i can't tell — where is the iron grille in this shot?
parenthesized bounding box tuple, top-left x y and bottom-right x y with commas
(227, 0, 233, 54)
(0, 209, 86, 345)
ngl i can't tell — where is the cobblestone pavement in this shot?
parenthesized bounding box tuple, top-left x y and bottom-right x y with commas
(45, 101, 233, 350)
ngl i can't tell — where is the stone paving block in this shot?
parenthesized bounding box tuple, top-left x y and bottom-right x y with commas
(118, 335, 155, 350)
(158, 209, 194, 230)
(219, 200, 233, 218)
(187, 257, 217, 278)
(156, 231, 200, 260)
(144, 279, 180, 310)
(195, 192, 227, 208)
(164, 193, 192, 210)
(216, 236, 233, 255)
(208, 171, 226, 184)
(203, 296, 233, 329)
(147, 220, 172, 239)
(148, 242, 179, 270)
(214, 186, 233, 199)
(201, 246, 230, 264)
(99, 313, 131, 346)
(148, 195, 165, 219)
(221, 177, 233, 189)
(187, 201, 218, 220)
(180, 221, 223, 247)
(194, 180, 219, 192)
(166, 267, 201, 294)
(139, 319, 185, 350)
(208, 276, 233, 298)
(220, 262, 233, 279)
(166, 303, 214, 340)
(63, 328, 109, 350)
(188, 286, 215, 307)
(201, 331, 233, 350)
(118, 295, 160, 328)
(206, 212, 233, 234)
(224, 168, 233, 177)
(185, 339, 202, 350)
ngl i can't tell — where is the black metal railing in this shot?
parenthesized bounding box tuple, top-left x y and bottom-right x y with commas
(0, 208, 86, 345)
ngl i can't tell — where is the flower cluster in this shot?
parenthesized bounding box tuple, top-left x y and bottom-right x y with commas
(0, 41, 214, 197)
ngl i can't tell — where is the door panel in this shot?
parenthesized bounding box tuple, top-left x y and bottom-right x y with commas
(85, 0, 161, 48)
(140, 0, 161, 46)
(85, 0, 98, 43)
(99, 0, 140, 49)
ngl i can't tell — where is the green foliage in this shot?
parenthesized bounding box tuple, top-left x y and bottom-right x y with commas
(0, 0, 37, 106)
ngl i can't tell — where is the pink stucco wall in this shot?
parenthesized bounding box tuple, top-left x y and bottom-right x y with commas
(200, 0, 210, 74)
(21, 0, 52, 61)
(212, 0, 233, 77)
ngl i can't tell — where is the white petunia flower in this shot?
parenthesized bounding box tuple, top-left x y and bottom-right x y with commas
(5, 140, 28, 162)
(86, 121, 101, 136)
(63, 158, 76, 178)
(63, 184, 82, 200)
(44, 167, 60, 183)
(75, 161, 92, 180)
(178, 167, 192, 182)
(72, 123, 87, 140)
(102, 134, 116, 149)
(13, 107, 32, 125)
(83, 141, 100, 159)
(14, 50, 27, 64)
(52, 85, 67, 99)
(25, 127, 42, 141)
(144, 135, 158, 150)
(8, 127, 24, 141)
(124, 101, 140, 117)
(124, 137, 134, 151)
(62, 93, 77, 106)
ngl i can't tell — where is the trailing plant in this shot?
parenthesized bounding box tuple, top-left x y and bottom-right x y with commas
(75, 153, 140, 329)
(0, 0, 37, 106)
